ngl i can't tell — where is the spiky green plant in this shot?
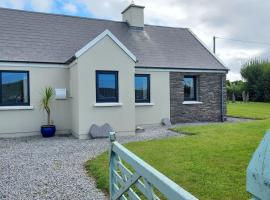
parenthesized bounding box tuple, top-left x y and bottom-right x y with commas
(40, 87, 54, 125)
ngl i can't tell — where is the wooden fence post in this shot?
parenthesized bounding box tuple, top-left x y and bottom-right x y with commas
(109, 132, 116, 200)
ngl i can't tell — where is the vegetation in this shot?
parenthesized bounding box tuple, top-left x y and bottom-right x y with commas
(227, 102, 270, 119)
(241, 59, 270, 102)
(226, 80, 247, 102)
(40, 87, 54, 125)
(86, 119, 270, 200)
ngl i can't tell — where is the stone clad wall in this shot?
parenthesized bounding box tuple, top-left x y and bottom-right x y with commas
(169, 72, 226, 123)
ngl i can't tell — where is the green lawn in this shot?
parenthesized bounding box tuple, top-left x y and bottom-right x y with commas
(227, 102, 270, 119)
(86, 119, 270, 200)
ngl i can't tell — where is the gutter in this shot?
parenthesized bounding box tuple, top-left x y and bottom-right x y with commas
(135, 66, 228, 73)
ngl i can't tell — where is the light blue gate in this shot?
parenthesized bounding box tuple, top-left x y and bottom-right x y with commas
(109, 132, 198, 200)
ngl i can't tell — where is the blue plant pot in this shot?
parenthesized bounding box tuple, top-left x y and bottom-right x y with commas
(41, 125, 56, 138)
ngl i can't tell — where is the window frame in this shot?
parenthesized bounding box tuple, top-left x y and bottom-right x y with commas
(96, 70, 119, 103)
(0, 70, 30, 106)
(184, 75, 197, 101)
(135, 74, 151, 103)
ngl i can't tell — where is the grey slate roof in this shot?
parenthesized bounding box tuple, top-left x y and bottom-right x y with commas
(0, 7, 227, 70)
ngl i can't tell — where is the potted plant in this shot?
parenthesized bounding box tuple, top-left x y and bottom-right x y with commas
(40, 87, 56, 138)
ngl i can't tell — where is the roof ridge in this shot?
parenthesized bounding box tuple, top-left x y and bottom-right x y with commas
(0, 6, 187, 29)
(144, 24, 187, 30)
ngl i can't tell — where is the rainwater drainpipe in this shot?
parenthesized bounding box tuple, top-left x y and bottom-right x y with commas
(220, 74, 225, 122)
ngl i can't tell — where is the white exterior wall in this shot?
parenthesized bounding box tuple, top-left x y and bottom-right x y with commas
(135, 70, 170, 126)
(75, 35, 136, 139)
(0, 66, 71, 138)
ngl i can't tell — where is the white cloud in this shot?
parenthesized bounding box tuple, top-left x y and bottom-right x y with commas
(227, 71, 242, 81)
(0, 0, 26, 9)
(136, 0, 188, 26)
(30, 0, 53, 12)
(75, 0, 125, 20)
(63, 3, 77, 14)
(218, 48, 263, 61)
(0, 0, 53, 12)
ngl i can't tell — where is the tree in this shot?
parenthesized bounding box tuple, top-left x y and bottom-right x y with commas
(226, 80, 247, 102)
(241, 59, 270, 102)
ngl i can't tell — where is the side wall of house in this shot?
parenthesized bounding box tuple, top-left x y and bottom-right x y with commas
(76, 36, 136, 139)
(0, 66, 71, 138)
(135, 70, 170, 126)
(69, 63, 79, 136)
(170, 72, 226, 123)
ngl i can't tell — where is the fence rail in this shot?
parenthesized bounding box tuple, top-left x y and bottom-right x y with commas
(109, 132, 198, 200)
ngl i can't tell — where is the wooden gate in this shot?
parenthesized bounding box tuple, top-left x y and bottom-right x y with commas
(109, 132, 198, 200)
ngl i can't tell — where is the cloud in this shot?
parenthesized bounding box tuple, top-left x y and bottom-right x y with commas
(74, 0, 125, 20)
(63, 3, 77, 14)
(0, 0, 26, 9)
(227, 71, 242, 81)
(30, 0, 53, 12)
(0, 0, 53, 12)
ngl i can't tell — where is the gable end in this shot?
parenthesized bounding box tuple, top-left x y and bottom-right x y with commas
(75, 29, 137, 62)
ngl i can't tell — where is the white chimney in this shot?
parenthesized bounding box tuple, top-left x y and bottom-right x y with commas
(121, 3, 145, 29)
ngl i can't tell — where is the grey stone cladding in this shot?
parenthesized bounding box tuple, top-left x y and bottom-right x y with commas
(169, 72, 226, 123)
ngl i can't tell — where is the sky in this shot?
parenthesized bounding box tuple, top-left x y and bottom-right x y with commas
(0, 0, 269, 81)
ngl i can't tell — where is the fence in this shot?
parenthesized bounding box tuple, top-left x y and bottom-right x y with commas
(109, 132, 198, 200)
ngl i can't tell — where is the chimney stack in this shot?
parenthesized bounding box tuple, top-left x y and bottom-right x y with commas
(121, 3, 145, 29)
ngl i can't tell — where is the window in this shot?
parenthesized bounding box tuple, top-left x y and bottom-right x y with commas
(96, 71, 118, 103)
(135, 74, 150, 103)
(184, 75, 197, 101)
(0, 71, 30, 106)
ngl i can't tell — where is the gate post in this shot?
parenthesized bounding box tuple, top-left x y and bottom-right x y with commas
(247, 130, 270, 200)
(109, 132, 116, 200)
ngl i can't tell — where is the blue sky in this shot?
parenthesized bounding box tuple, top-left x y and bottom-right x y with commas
(1, 0, 270, 81)
(0, 0, 93, 17)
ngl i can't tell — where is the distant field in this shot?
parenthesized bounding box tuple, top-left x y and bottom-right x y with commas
(227, 102, 270, 119)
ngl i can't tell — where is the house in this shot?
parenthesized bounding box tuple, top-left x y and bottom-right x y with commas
(0, 3, 228, 139)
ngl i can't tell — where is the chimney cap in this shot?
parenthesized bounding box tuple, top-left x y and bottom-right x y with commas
(121, 4, 145, 14)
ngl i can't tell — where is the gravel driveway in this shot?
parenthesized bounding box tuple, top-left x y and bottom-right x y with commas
(0, 126, 179, 200)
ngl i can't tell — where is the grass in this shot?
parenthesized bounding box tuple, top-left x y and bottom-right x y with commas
(227, 102, 270, 119)
(86, 119, 270, 200)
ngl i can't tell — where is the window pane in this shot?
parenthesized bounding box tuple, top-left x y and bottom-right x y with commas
(96, 72, 118, 102)
(184, 76, 196, 101)
(135, 75, 150, 102)
(1, 72, 29, 105)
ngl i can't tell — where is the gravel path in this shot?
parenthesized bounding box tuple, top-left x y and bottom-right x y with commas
(0, 127, 179, 200)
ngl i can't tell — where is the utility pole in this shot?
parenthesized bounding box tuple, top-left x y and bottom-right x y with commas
(213, 36, 216, 54)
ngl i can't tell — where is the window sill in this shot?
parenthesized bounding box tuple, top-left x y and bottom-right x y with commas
(0, 106, 34, 110)
(94, 103, 123, 107)
(182, 101, 203, 105)
(135, 103, 155, 106)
